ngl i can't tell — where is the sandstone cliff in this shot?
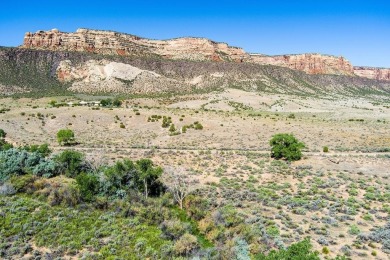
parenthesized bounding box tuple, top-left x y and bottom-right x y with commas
(353, 67, 390, 81)
(18, 28, 390, 81)
(250, 53, 354, 76)
(22, 28, 248, 62)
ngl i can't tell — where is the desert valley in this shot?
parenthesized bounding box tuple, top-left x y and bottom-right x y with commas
(0, 28, 390, 260)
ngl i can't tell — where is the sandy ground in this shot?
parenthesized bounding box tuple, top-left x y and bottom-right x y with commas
(1, 88, 390, 259)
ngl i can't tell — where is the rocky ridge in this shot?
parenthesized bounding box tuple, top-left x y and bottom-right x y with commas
(250, 53, 354, 76)
(22, 28, 248, 62)
(22, 28, 390, 80)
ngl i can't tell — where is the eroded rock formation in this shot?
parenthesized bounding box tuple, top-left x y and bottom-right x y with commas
(353, 67, 390, 81)
(250, 53, 354, 76)
(22, 28, 248, 62)
(56, 59, 191, 93)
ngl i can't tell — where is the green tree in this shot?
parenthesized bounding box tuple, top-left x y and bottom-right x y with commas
(76, 173, 100, 202)
(0, 129, 11, 150)
(101, 159, 137, 197)
(112, 98, 122, 107)
(57, 129, 75, 146)
(54, 150, 85, 177)
(136, 159, 163, 198)
(100, 99, 111, 107)
(270, 133, 305, 161)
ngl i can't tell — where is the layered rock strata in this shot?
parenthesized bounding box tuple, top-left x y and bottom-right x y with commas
(22, 28, 248, 62)
(250, 53, 354, 76)
(353, 67, 390, 81)
(20, 28, 390, 80)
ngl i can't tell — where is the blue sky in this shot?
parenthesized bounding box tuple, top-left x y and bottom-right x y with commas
(1, 1, 389, 67)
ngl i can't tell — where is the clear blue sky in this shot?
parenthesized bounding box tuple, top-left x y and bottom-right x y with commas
(1, 1, 389, 67)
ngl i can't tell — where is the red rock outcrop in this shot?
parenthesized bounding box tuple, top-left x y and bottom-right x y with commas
(22, 28, 249, 62)
(353, 67, 390, 81)
(250, 53, 354, 76)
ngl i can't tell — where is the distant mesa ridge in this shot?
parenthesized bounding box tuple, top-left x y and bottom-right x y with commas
(21, 28, 389, 81)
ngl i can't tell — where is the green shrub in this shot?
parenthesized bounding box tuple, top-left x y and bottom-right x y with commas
(270, 133, 305, 161)
(0, 149, 59, 181)
(0, 138, 13, 151)
(322, 246, 330, 254)
(22, 143, 51, 156)
(160, 220, 191, 240)
(233, 237, 250, 260)
(323, 146, 329, 153)
(266, 225, 280, 238)
(255, 238, 319, 259)
(362, 214, 373, 221)
(348, 224, 360, 235)
(169, 124, 176, 133)
(183, 195, 210, 220)
(288, 113, 295, 119)
(162, 116, 172, 128)
(9, 175, 37, 192)
(47, 183, 81, 207)
(100, 98, 122, 107)
(194, 122, 203, 130)
(173, 233, 199, 256)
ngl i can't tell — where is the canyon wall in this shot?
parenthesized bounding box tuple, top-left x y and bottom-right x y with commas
(22, 28, 249, 62)
(20, 28, 390, 80)
(353, 67, 390, 81)
(250, 53, 354, 76)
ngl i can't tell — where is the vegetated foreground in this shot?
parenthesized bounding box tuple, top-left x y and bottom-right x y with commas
(1, 88, 390, 259)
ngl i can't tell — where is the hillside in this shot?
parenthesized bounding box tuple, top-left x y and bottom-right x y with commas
(1, 47, 390, 98)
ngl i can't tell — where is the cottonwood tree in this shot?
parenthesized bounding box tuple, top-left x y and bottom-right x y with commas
(270, 133, 305, 161)
(136, 159, 163, 198)
(57, 129, 76, 146)
(163, 166, 195, 209)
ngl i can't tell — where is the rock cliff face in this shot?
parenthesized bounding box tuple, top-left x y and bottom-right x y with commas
(19, 28, 390, 81)
(22, 28, 248, 62)
(353, 67, 390, 81)
(250, 53, 354, 76)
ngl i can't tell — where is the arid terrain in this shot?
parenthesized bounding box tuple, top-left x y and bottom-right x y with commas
(1, 87, 390, 259)
(1, 27, 390, 259)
